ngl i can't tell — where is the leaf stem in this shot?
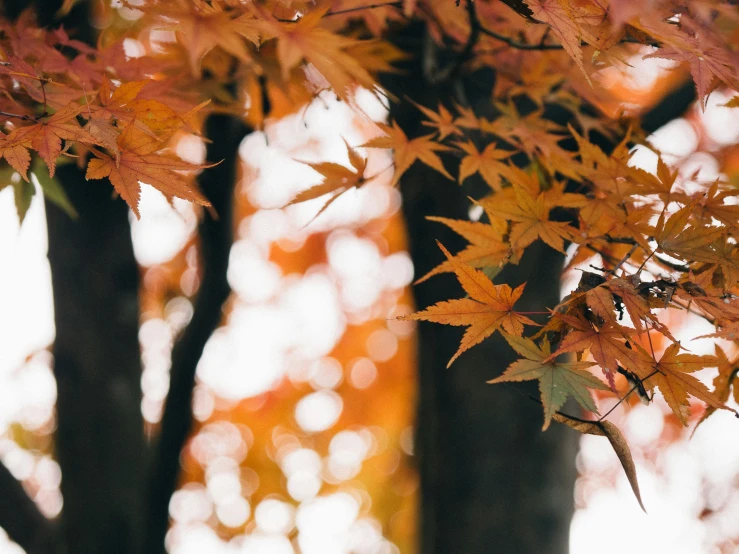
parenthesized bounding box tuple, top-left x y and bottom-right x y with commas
(613, 243, 639, 274)
(278, 2, 403, 22)
(598, 369, 659, 422)
(0, 110, 33, 121)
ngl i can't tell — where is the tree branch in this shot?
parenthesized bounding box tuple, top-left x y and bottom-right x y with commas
(639, 78, 697, 135)
(478, 26, 659, 50)
(429, 0, 480, 84)
(0, 461, 58, 554)
(143, 114, 252, 554)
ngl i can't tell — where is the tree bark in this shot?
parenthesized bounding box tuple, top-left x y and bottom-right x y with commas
(0, 463, 58, 554)
(381, 24, 578, 554)
(46, 162, 147, 554)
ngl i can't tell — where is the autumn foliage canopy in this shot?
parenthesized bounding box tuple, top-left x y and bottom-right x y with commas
(2, 0, 739, 512)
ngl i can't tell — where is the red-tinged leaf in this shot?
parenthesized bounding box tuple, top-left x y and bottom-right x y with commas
(286, 141, 368, 221)
(526, 0, 603, 83)
(654, 199, 725, 263)
(644, 40, 739, 110)
(550, 315, 649, 387)
(694, 345, 739, 433)
(0, 134, 31, 180)
(257, 7, 376, 101)
(85, 123, 210, 217)
(9, 103, 99, 176)
(586, 286, 617, 325)
(605, 278, 663, 335)
(642, 343, 735, 426)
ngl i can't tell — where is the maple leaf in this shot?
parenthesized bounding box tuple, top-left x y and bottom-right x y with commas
(585, 285, 618, 326)
(484, 183, 576, 253)
(678, 287, 739, 324)
(644, 38, 739, 110)
(487, 105, 578, 178)
(490, 333, 608, 430)
(456, 141, 514, 191)
(697, 321, 739, 341)
(694, 345, 739, 432)
(693, 181, 739, 228)
(257, 8, 377, 101)
(525, 0, 604, 83)
(549, 314, 647, 390)
(0, 132, 32, 181)
(400, 242, 534, 367)
(640, 343, 732, 426)
(363, 121, 453, 186)
(92, 77, 198, 145)
(411, 101, 461, 140)
(654, 200, 725, 264)
(551, 411, 646, 511)
(286, 140, 368, 220)
(85, 121, 210, 218)
(605, 278, 664, 335)
(7, 103, 98, 177)
(416, 216, 511, 283)
(176, 4, 260, 74)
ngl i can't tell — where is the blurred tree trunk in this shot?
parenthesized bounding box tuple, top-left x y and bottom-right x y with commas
(381, 24, 578, 554)
(46, 163, 147, 554)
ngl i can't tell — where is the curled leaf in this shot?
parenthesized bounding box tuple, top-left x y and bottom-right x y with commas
(552, 412, 645, 512)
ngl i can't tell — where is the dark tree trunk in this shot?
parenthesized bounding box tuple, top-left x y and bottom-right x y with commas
(46, 164, 146, 554)
(381, 24, 578, 554)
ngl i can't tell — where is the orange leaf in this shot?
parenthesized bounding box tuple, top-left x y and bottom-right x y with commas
(286, 140, 368, 221)
(400, 242, 534, 367)
(485, 183, 575, 253)
(456, 141, 514, 191)
(416, 216, 511, 283)
(363, 121, 452, 186)
(8, 103, 98, 176)
(642, 343, 734, 426)
(85, 122, 210, 218)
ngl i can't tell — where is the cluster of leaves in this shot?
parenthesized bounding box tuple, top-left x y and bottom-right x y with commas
(277, 0, 739, 508)
(0, 14, 219, 219)
(2, 0, 739, 510)
(401, 116, 739, 430)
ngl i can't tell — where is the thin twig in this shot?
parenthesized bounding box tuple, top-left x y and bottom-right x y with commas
(325, 1, 403, 17)
(431, 0, 481, 83)
(0, 110, 33, 121)
(613, 243, 639, 274)
(598, 369, 659, 421)
(652, 253, 691, 272)
(636, 249, 655, 273)
(479, 26, 659, 51)
(278, 1, 403, 22)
